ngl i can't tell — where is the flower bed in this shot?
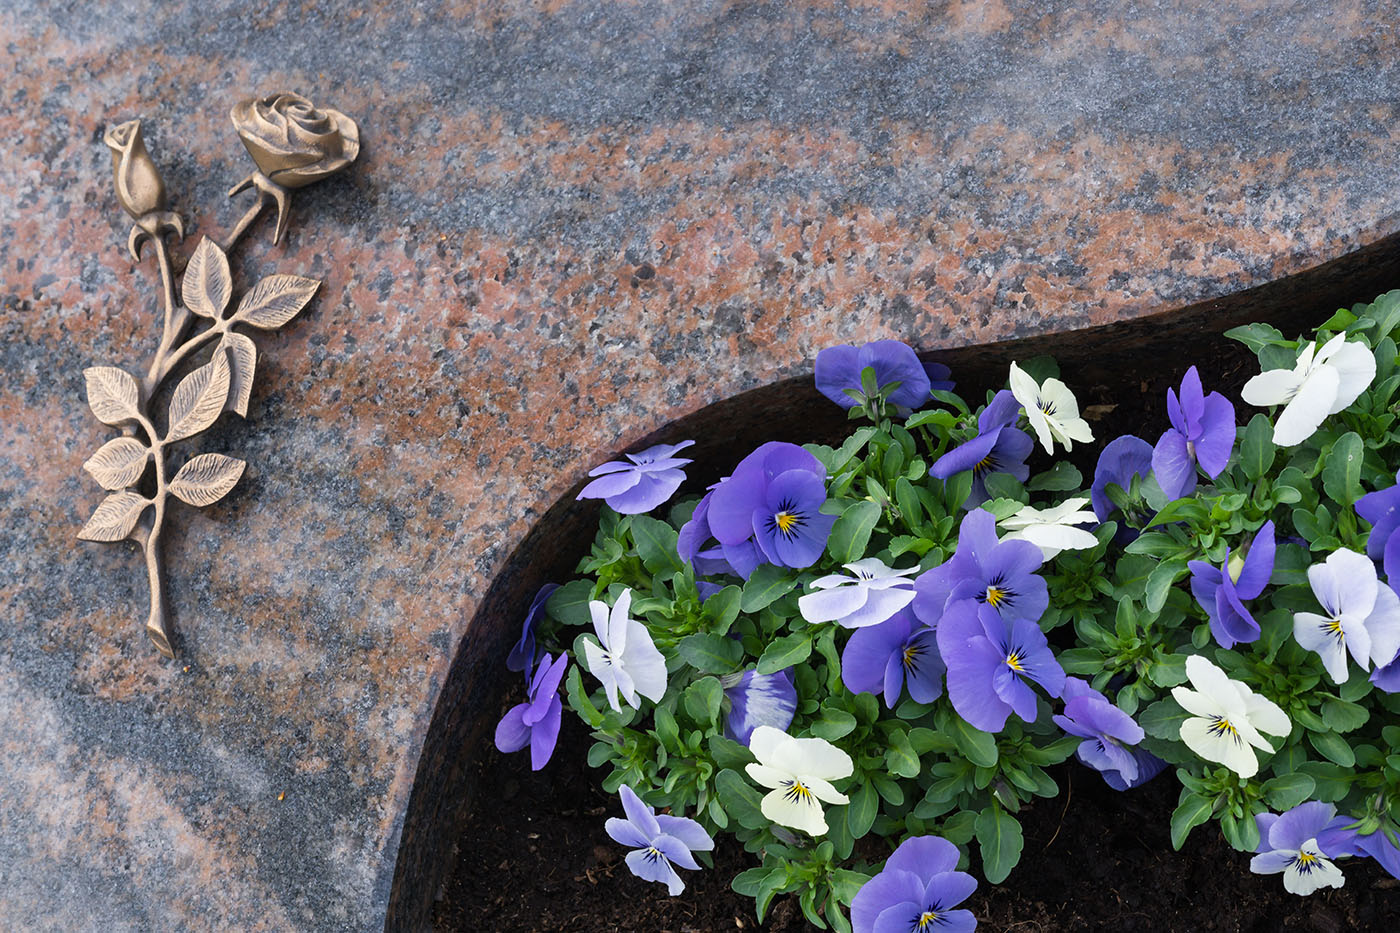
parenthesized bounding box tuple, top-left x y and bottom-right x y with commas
(451, 294, 1400, 931)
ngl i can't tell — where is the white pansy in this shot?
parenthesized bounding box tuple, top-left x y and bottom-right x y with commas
(1293, 549, 1400, 684)
(1252, 837, 1346, 896)
(796, 557, 918, 628)
(1008, 362, 1094, 455)
(1171, 655, 1290, 778)
(1241, 333, 1375, 446)
(998, 497, 1100, 559)
(743, 726, 853, 836)
(581, 588, 667, 711)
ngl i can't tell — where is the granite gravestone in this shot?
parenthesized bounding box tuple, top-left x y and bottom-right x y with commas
(2, 2, 1400, 930)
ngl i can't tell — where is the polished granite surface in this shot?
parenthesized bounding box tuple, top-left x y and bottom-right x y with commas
(3, 1, 1400, 929)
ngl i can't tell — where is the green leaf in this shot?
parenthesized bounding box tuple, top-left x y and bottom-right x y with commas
(707, 734, 754, 770)
(676, 633, 744, 673)
(1322, 432, 1365, 507)
(949, 717, 999, 768)
(682, 676, 724, 726)
(885, 729, 921, 778)
(631, 515, 682, 573)
(828, 427, 878, 473)
(565, 664, 604, 727)
(829, 500, 883, 563)
(975, 806, 1024, 884)
(1241, 414, 1276, 481)
(546, 579, 595, 626)
(1308, 729, 1356, 767)
(741, 564, 796, 613)
(1319, 307, 1359, 332)
(1221, 805, 1261, 852)
(1125, 531, 1184, 559)
(653, 705, 680, 747)
(1261, 772, 1316, 811)
(1321, 697, 1370, 733)
(1139, 697, 1189, 740)
(1057, 648, 1107, 674)
(757, 632, 813, 674)
(715, 768, 767, 829)
(1170, 793, 1215, 850)
(1224, 322, 1292, 355)
(836, 781, 878, 841)
(810, 706, 858, 742)
(1145, 558, 1187, 613)
(702, 585, 743, 634)
(1028, 461, 1083, 492)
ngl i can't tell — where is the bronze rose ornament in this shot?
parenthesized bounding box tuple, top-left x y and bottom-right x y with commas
(228, 92, 361, 245)
(77, 93, 360, 657)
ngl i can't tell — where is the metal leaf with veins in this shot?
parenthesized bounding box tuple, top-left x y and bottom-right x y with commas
(78, 491, 149, 542)
(221, 332, 257, 417)
(166, 349, 231, 443)
(83, 437, 150, 490)
(234, 274, 320, 330)
(84, 366, 142, 425)
(75, 93, 358, 657)
(169, 453, 246, 507)
(182, 237, 232, 319)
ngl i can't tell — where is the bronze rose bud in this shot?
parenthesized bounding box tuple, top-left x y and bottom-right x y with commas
(227, 93, 360, 243)
(103, 119, 184, 259)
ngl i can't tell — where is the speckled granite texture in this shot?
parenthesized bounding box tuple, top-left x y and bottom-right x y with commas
(3, 1, 1400, 930)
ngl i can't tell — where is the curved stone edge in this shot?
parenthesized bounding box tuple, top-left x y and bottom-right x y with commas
(384, 231, 1400, 930)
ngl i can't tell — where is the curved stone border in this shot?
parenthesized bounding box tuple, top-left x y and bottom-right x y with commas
(387, 231, 1400, 929)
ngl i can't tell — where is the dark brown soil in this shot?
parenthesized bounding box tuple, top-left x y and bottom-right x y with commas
(433, 708, 1400, 932)
(433, 332, 1400, 932)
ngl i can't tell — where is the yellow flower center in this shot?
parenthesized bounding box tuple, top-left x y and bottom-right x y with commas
(1296, 850, 1317, 867)
(782, 780, 815, 805)
(917, 910, 941, 929)
(985, 585, 1007, 607)
(1005, 650, 1025, 672)
(1207, 715, 1241, 743)
(775, 511, 799, 533)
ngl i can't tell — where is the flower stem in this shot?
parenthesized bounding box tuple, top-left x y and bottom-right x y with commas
(222, 196, 266, 252)
(142, 235, 193, 400)
(136, 411, 173, 658)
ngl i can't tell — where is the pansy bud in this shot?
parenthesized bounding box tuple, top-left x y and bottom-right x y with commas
(104, 120, 167, 220)
(1227, 552, 1247, 584)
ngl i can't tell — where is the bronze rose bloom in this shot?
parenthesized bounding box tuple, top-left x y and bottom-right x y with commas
(230, 93, 359, 189)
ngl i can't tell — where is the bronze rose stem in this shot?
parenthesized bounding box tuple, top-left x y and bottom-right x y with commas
(79, 93, 359, 658)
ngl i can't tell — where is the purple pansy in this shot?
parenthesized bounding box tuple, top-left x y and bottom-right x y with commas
(930, 389, 1034, 506)
(840, 608, 945, 708)
(815, 340, 942, 412)
(1052, 677, 1165, 790)
(706, 442, 834, 569)
(493, 651, 568, 771)
(850, 835, 978, 933)
(1152, 366, 1236, 500)
(937, 599, 1066, 733)
(913, 509, 1048, 626)
(723, 668, 798, 745)
(1187, 520, 1276, 649)
(1358, 469, 1400, 564)
(577, 440, 695, 514)
(1090, 434, 1155, 541)
(506, 583, 560, 673)
(606, 784, 715, 896)
(679, 481, 764, 580)
(1354, 829, 1400, 881)
(1251, 802, 1357, 895)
